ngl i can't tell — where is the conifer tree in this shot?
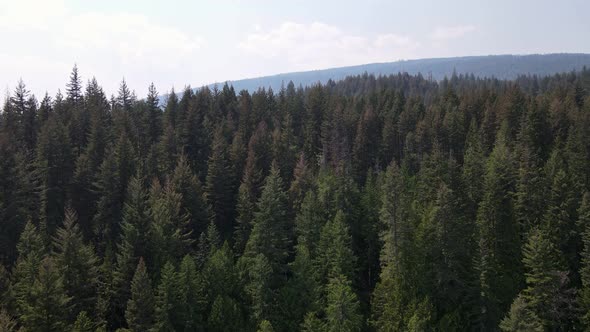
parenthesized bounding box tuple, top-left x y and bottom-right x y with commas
(206, 127, 236, 239)
(243, 163, 292, 275)
(153, 262, 180, 332)
(476, 130, 521, 328)
(170, 154, 211, 241)
(257, 320, 275, 332)
(19, 256, 71, 332)
(325, 275, 362, 332)
(316, 210, 356, 283)
(36, 116, 74, 236)
(12, 221, 46, 317)
(52, 208, 99, 320)
(176, 255, 206, 331)
(524, 228, 576, 328)
(125, 258, 155, 332)
(148, 180, 193, 273)
(579, 192, 590, 327)
(72, 311, 95, 332)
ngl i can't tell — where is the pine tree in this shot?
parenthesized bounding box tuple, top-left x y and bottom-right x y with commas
(0, 136, 26, 264)
(149, 180, 193, 273)
(153, 261, 180, 332)
(294, 190, 324, 256)
(243, 163, 292, 275)
(170, 154, 211, 241)
(72, 311, 95, 332)
(12, 221, 46, 317)
(257, 320, 275, 332)
(579, 192, 590, 325)
(243, 253, 273, 324)
(325, 275, 362, 332)
(500, 295, 543, 332)
(316, 210, 356, 283)
(125, 258, 155, 332)
(52, 208, 99, 320)
(19, 256, 71, 332)
(176, 255, 206, 331)
(36, 116, 74, 236)
(476, 131, 522, 328)
(352, 106, 379, 184)
(206, 128, 236, 239)
(93, 132, 136, 254)
(145, 83, 162, 145)
(520, 227, 576, 329)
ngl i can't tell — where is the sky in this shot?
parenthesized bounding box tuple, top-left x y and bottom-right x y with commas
(1, 0, 589, 98)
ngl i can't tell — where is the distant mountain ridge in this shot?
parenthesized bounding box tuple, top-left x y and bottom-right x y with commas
(204, 53, 590, 92)
(159, 54, 590, 103)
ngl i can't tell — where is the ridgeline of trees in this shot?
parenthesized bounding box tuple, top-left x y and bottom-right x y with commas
(1, 66, 590, 331)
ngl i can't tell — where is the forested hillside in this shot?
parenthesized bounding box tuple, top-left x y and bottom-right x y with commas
(207, 53, 590, 93)
(1, 67, 590, 331)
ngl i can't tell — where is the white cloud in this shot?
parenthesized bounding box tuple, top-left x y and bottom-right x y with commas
(431, 25, 476, 42)
(0, 0, 204, 97)
(238, 22, 420, 71)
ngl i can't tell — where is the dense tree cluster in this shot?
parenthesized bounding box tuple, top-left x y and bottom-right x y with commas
(1, 66, 590, 331)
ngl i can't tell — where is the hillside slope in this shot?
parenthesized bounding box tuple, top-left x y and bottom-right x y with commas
(206, 53, 590, 92)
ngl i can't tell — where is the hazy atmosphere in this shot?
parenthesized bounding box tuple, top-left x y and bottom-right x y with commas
(2, 0, 589, 96)
(2, 1, 590, 331)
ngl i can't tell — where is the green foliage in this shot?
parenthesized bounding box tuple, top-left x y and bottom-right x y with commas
(73, 311, 95, 332)
(244, 163, 292, 274)
(325, 275, 362, 332)
(125, 258, 155, 332)
(19, 256, 71, 332)
(3, 67, 590, 331)
(500, 295, 543, 332)
(257, 319, 274, 332)
(53, 208, 99, 320)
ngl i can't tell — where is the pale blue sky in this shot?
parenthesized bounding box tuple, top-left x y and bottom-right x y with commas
(1, 0, 588, 97)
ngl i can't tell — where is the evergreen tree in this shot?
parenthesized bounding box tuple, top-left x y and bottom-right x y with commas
(19, 257, 71, 332)
(500, 295, 543, 332)
(579, 192, 590, 325)
(52, 208, 99, 320)
(520, 227, 576, 329)
(148, 180, 193, 273)
(125, 258, 155, 332)
(243, 163, 292, 275)
(36, 116, 74, 236)
(176, 255, 206, 331)
(476, 130, 521, 328)
(170, 154, 211, 241)
(153, 262, 180, 332)
(72, 311, 95, 332)
(325, 275, 362, 332)
(206, 128, 236, 239)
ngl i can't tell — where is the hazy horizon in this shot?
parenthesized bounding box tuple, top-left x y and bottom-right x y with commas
(2, 0, 589, 97)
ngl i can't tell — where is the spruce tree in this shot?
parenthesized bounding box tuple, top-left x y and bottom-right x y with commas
(125, 258, 155, 332)
(72, 311, 95, 332)
(52, 208, 99, 320)
(476, 130, 521, 328)
(243, 163, 292, 275)
(19, 256, 71, 332)
(153, 261, 180, 332)
(325, 275, 362, 332)
(206, 127, 236, 239)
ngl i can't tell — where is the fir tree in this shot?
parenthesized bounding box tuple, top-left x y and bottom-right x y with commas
(125, 258, 155, 332)
(325, 275, 362, 332)
(52, 208, 99, 320)
(19, 256, 71, 332)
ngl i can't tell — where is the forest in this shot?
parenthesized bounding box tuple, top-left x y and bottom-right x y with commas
(1, 66, 590, 331)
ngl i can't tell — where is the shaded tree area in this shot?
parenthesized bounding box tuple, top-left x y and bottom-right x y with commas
(1, 66, 590, 330)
